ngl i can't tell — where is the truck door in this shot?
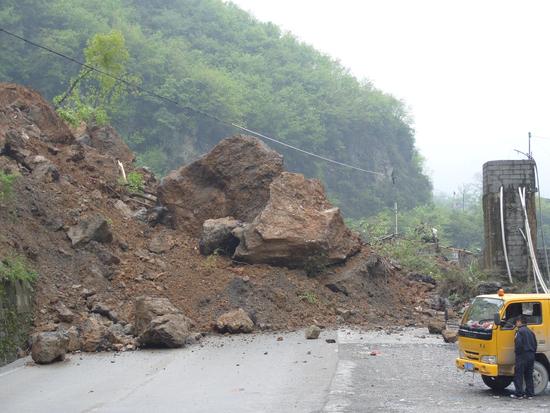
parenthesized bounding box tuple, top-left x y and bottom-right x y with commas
(498, 301, 544, 367)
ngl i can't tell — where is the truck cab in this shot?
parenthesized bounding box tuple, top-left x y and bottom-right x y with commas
(455, 292, 550, 394)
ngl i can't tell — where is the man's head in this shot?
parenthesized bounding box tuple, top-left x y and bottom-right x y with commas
(515, 315, 528, 327)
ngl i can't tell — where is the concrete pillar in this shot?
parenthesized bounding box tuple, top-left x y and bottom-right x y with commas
(482, 160, 537, 281)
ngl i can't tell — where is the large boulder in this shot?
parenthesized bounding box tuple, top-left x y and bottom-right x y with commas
(31, 331, 69, 364)
(199, 217, 242, 255)
(157, 135, 284, 235)
(215, 308, 254, 334)
(67, 214, 113, 247)
(134, 296, 194, 348)
(233, 173, 361, 268)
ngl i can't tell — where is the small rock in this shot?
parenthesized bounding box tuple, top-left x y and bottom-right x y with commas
(91, 302, 118, 323)
(55, 303, 75, 323)
(67, 214, 113, 247)
(114, 200, 134, 219)
(442, 329, 458, 343)
(335, 308, 353, 321)
(305, 325, 321, 340)
(66, 326, 80, 352)
(147, 233, 173, 254)
(325, 339, 336, 344)
(215, 309, 254, 334)
(427, 320, 445, 335)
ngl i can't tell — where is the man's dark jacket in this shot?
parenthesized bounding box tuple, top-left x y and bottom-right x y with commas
(515, 325, 537, 356)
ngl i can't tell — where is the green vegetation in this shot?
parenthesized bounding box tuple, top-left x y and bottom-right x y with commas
(0, 0, 431, 218)
(298, 291, 318, 305)
(125, 171, 145, 193)
(349, 183, 483, 251)
(0, 255, 38, 284)
(54, 30, 138, 126)
(0, 172, 17, 203)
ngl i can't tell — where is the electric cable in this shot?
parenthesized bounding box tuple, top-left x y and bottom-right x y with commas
(0, 27, 387, 178)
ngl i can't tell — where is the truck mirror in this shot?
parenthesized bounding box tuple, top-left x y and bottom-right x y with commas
(493, 313, 501, 326)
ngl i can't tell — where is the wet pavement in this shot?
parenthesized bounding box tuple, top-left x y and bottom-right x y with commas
(1, 328, 550, 412)
(323, 328, 550, 412)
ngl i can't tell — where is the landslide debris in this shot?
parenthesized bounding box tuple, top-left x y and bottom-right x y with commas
(0, 83, 443, 364)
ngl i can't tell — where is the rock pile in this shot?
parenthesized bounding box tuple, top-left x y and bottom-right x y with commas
(160, 135, 362, 270)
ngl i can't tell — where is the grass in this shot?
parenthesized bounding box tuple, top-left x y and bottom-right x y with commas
(0, 172, 17, 203)
(0, 255, 38, 284)
(298, 291, 318, 305)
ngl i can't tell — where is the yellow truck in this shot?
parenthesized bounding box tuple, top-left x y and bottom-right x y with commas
(455, 291, 550, 394)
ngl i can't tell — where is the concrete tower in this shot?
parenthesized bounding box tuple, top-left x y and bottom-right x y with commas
(482, 160, 537, 281)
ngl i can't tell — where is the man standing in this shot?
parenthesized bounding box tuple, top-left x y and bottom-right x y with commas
(511, 315, 538, 399)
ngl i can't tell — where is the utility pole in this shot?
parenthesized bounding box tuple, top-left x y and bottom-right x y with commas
(394, 201, 398, 235)
(528, 131, 532, 159)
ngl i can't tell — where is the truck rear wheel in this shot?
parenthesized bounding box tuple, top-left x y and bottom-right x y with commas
(532, 361, 549, 395)
(481, 375, 513, 391)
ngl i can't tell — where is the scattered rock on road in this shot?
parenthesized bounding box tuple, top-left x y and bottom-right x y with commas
(442, 329, 458, 343)
(31, 331, 69, 364)
(134, 296, 194, 348)
(427, 320, 445, 335)
(216, 308, 254, 334)
(305, 325, 321, 339)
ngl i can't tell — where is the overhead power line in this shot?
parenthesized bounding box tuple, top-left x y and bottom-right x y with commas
(0, 27, 386, 178)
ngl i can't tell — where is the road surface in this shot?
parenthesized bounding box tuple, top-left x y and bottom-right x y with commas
(1, 328, 549, 412)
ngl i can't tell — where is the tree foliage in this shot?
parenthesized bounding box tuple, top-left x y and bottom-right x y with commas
(349, 182, 484, 251)
(54, 30, 137, 126)
(0, 0, 432, 218)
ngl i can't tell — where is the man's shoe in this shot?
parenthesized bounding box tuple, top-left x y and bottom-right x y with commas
(526, 396, 534, 400)
(510, 394, 524, 399)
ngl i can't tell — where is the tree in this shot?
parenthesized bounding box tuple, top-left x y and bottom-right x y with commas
(54, 30, 137, 126)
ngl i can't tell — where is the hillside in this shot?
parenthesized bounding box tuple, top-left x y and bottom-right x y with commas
(0, 0, 431, 218)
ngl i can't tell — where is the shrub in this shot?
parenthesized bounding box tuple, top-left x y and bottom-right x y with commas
(0, 172, 17, 202)
(0, 255, 38, 284)
(298, 291, 318, 305)
(126, 171, 144, 193)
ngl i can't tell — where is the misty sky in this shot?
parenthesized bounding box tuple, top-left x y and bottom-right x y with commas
(230, 0, 550, 197)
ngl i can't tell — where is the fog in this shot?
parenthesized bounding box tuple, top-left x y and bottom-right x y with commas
(231, 0, 550, 196)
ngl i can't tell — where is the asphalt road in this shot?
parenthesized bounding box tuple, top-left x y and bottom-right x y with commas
(1, 328, 550, 412)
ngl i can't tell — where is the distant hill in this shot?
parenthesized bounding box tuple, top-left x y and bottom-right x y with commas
(0, 0, 432, 217)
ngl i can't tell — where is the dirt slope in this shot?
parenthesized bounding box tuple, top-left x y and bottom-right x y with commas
(0, 83, 441, 354)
